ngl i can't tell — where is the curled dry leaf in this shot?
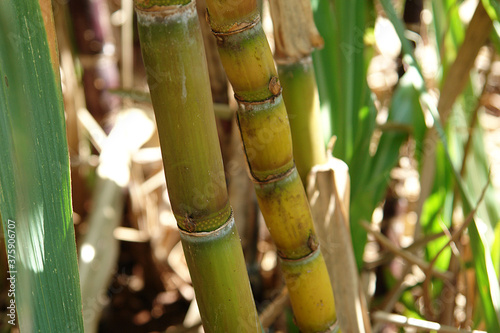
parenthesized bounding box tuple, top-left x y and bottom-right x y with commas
(307, 155, 371, 333)
(269, 0, 324, 64)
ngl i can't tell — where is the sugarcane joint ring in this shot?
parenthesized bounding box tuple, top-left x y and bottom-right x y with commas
(134, 0, 194, 16)
(318, 321, 339, 333)
(234, 88, 283, 109)
(210, 15, 260, 36)
(183, 215, 196, 232)
(250, 164, 294, 184)
(293, 320, 338, 333)
(291, 317, 337, 333)
(278, 243, 321, 264)
(178, 210, 234, 239)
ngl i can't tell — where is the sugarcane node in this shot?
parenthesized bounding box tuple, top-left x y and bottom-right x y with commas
(178, 210, 235, 238)
(183, 213, 196, 232)
(278, 244, 319, 262)
(275, 53, 314, 67)
(204, 8, 210, 25)
(291, 311, 336, 333)
(268, 76, 281, 96)
(307, 233, 319, 252)
(214, 34, 225, 45)
(233, 93, 247, 105)
(134, 4, 176, 12)
(251, 165, 294, 184)
(134, 0, 190, 9)
(312, 322, 338, 333)
(234, 90, 282, 109)
(210, 15, 260, 36)
(276, 249, 286, 259)
(134, 0, 194, 19)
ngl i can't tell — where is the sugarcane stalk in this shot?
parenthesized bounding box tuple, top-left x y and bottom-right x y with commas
(134, 2, 261, 331)
(68, 0, 121, 123)
(278, 59, 326, 185)
(205, 1, 336, 331)
(269, 0, 326, 185)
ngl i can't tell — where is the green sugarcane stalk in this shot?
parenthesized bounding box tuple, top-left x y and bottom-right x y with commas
(269, 0, 326, 185)
(205, 0, 336, 331)
(134, 2, 262, 331)
(278, 59, 326, 185)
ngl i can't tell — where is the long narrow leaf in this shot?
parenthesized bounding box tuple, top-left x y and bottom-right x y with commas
(380, 1, 500, 330)
(311, 0, 368, 162)
(312, 0, 390, 268)
(311, 0, 339, 145)
(0, 1, 84, 331)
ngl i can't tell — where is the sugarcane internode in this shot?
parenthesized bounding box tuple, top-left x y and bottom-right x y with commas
(278, 56, 327, 184)
(205, 0, 337, 331)
(135, 1, 262, 331)
(135, 0, 191, 10)
(237, 94, 293, 181)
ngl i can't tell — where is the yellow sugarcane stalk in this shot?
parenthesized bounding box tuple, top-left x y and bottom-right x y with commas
(205, 1, 336, 331)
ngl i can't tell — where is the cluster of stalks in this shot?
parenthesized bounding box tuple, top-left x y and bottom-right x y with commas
(135, 1, 261, 331)
(135, 0, 336, 332)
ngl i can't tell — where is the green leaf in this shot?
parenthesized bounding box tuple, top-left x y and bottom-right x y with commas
(370, 70, 422, 190)
(420, 142, 454, 274)
(311, 0, 339, 145)
(380, 0, 500, 329)
(311, 0, 369, 162)
(348, 103, 377, 204)
(430, 0, 465, 79)
(469, 224, 500, 331)
(465, 125, 500, 237)
(0, 1, 84, 331)
(482, 0, 500, 21)
(313, 0, 383, 269)
(492, 223, 500, 277)
(482, 0, 500, 55)
(351, 69, 423, 267)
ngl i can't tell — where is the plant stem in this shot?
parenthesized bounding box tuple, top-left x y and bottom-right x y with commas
(135, 2, 261, 331)
(269, 0, 326, 185)
(278, 59, 326, 185)
(205, 1, 336, 331)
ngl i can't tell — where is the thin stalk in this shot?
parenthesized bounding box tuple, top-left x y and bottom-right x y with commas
(269, 0, 326, 185)
(134, 2, 261, 332)
(277, 59, 325, 185)
(205, 1, 336, 331)
(121, 0, 134, 106)
(68, 0, 121, 123)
